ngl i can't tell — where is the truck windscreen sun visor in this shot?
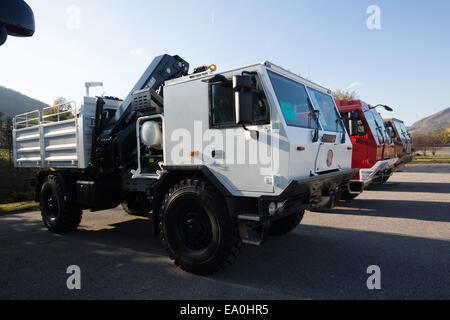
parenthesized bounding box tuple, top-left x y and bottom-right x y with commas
(268, 71, 318, 129)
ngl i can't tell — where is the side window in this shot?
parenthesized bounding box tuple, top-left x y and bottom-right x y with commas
(210, 76, 270, 128)
(342, 110, 366, 136)
(210, 83, 235, 127)
(252, 91, 270, 124)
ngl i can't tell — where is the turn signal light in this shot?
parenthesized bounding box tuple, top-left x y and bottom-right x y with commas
(207, 64, 217, 72)
(297, 146, 306, 151)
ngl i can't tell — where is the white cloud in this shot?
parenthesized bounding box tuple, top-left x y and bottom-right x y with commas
(346, 82, 366, 90)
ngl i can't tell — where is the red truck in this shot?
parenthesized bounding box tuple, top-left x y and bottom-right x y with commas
(336, 100, 398, 200)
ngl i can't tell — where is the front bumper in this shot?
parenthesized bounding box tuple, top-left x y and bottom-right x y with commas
(238, 168, 359, 245)
(349, 158, 398, 193)
(394, 154, 414, 169)
(262, 168, 360, 204)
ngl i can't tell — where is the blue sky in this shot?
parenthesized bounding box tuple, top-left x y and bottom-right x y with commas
(1, 0, 449, 125)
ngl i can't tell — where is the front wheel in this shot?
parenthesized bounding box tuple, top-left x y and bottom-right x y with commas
(381, 176, 390, 184)
(159, 179, 241, 275)
(270, 210, 305, 236)
(40, 175, 82, 234)
(340, 190, 359, 201)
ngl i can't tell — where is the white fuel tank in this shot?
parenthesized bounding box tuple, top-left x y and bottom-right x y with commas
(140, 121, 162, 149)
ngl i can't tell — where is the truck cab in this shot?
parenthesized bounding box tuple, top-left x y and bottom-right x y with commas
(336, 100, 398, 199)
(162, 62, 354, 200)
(384, 118, 414, 168)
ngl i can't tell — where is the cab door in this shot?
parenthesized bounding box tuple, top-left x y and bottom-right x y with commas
(204, 75, 274, 194)
(306, 87, 351, 173)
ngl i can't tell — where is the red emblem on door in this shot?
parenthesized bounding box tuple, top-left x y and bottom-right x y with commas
(326, 150, 334, 167)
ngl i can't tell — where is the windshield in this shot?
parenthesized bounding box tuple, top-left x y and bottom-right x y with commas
(364, 111, 384, 143)
(268, 71, 318, 129)
(394, 120, 411, 141)
(373, 112, 391, 143)
(308, 87, 344, 132)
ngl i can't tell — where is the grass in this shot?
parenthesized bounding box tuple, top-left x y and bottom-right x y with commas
(0, 201, 38, 215)
(0, 149, 38, 214)
(412, 154, 450, 164)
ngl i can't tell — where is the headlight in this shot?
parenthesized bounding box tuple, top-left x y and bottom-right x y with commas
(268, 202, 277, 216)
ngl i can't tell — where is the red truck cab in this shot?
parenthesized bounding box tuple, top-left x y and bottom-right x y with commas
(336, 100, 398, 199)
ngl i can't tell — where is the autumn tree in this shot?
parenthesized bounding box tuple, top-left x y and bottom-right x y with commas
(413, 135, 432, 155)
(413, 129, 449, 155)
(332, 89, 359, 101)
(42, 97, 75, 122)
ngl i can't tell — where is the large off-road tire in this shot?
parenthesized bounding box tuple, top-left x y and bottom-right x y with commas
(121, 193, 151, 217)
(159, 179, 241, 275)
(270, 210, 305, 236)
(40, 175, 82, 234)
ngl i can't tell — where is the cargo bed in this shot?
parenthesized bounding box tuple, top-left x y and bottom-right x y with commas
(13, 100, 96, 169)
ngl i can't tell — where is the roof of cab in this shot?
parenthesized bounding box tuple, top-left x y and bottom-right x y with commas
(384, 118, 405, 123)
(165, 61, 332, 93)
(336, 99, 371, 112)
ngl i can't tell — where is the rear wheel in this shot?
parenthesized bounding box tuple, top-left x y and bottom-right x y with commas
(159, 179, 241, 275)
(270, 210, 305, 236)
(121, 193, 151, 217)
(40, 175, 82, 234)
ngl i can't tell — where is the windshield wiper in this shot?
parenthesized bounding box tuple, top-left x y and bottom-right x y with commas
(307, 97, 320, 142)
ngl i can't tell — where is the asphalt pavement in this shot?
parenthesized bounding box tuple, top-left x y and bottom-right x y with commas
(0, 164, 449, 300)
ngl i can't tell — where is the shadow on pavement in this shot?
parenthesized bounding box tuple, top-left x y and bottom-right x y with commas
(370, 181, 450, 194)
(401, 164, 450, 174)
(334, 198, 450, 223)
(1, 215, 449, 300)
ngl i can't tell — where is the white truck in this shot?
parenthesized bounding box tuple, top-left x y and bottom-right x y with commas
(13, 54, 357, 274)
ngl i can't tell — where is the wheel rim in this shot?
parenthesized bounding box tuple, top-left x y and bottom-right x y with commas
(178, 209, 213, 251)
(166, 196, 217, 255)
(43, 187, 59, 223)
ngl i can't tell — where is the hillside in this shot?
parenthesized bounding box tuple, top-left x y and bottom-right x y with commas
(408, 107, 450, 136)
(0, 86, 49, 118)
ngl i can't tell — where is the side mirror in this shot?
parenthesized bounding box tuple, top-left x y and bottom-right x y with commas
(0, 0, 35, 46)
(350, 119, 366, 136)
(388, 127, 395, 138)
(233, 75, 255, 125)
(235, 91, 253, 125)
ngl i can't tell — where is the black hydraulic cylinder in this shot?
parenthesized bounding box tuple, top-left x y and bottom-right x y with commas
(108, 54, 189, 136)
